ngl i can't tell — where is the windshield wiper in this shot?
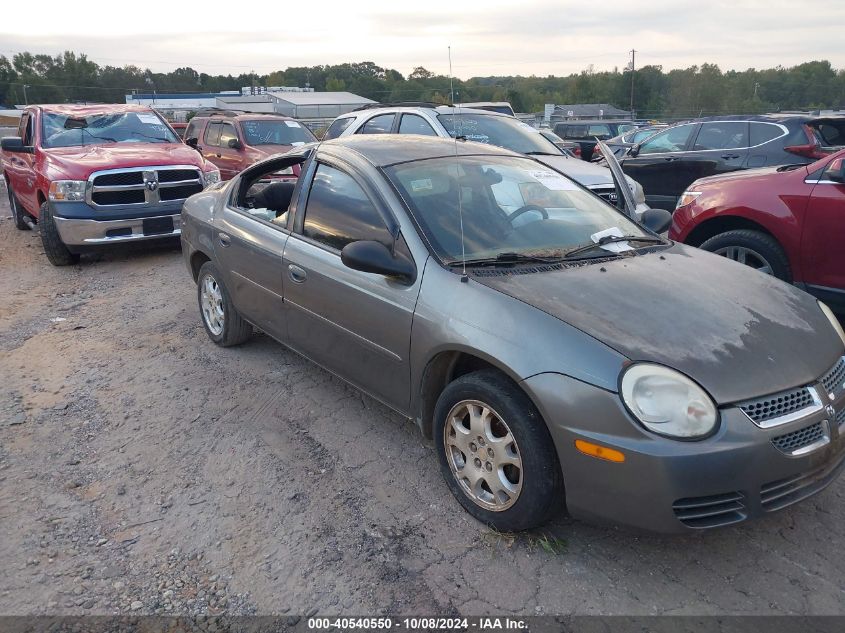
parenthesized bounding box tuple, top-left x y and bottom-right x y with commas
(524, 151, 561, 156)
(448, 252, 563, 267)
(564, 235, 665, 259)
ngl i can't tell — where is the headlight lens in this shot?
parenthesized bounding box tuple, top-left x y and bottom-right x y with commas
(819, 301, 845, 346)
(676, 190, 701, 209)
(620, 363, 718, 439)
(48, 180, 86, 202)
(203, 169, 221, 187)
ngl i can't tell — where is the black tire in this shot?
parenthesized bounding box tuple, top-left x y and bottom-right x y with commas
(7, 183, 30, 231)
(433, 369, 563, 531)
(699, 229, 791, 282)
(196, 261, 252, 347)
(38, 202, 79, 266)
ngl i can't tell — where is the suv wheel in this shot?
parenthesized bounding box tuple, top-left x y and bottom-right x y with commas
(39, 202, 79, 266)
(197, 261, 252, 347)
(7, 183, 30, 231)
(433, 369, 562, 531)
(700, 229, 791, 281)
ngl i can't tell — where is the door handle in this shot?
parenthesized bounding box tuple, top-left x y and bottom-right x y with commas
(215, 153, 222, 158)
(721, 153, 740, 159)
(288, 264, 307, 283)
(218, 232, 231, 247)
(664, 157, 680, 162)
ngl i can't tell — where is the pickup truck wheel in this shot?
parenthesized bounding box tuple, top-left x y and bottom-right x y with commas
(39, 202, 79, 266)
(433, 369, 563, 531)
(197, 261, 252, 347)
(700, 229, 791, 282)
(7, 184, 30, 230)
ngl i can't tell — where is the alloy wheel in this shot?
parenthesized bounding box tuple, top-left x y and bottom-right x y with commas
(200, 274, 225, 336)
(714, 245, 773, 275)
(443, 399, 523, 511)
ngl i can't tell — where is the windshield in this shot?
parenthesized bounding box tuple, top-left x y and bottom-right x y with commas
(241, 119, 316, 146)
(41, 111, 179, 148)
(438, 113, 561, 155)
(386, 155, 647, 263)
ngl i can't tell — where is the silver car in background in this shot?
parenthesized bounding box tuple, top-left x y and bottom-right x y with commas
(181, 135, 845, 533)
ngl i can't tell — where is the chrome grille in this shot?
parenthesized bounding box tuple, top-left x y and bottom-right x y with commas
(771, 422, 828, 455)
(672, 491, 746, 529)
(821, 357, 845, 397)
(87, 165, 203, 208)
(836, 407, 845, 427)
(739, 386, 816, 425)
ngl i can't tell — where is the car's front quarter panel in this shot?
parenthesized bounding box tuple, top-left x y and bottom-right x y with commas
(180, 182, 227, 278)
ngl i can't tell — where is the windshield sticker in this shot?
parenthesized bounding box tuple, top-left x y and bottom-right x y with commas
(410, 178, 433, 192)
(136, 113, 161, 125)
(529, 170, 577, 191)
(284, 120, 301, 128)
(591, 227, 634, 253)
(291, 141, 305, 146)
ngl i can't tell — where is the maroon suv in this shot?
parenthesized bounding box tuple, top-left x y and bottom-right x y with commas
(670, 149, 845, 311)
(184, 111, 316, 180)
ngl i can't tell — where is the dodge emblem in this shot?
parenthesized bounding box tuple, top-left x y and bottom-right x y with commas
(826, 404, 836, 418)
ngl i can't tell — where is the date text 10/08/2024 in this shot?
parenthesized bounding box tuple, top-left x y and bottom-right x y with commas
(307, 617, 529, 630)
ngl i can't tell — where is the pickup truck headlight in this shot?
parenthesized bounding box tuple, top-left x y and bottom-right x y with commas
(620, 363, 718, 439)
(203, 169, 221, 187)
(819, 301, 845, 347)
(49, 180, 87, 202)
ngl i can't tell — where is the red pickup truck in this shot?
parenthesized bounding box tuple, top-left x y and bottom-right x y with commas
(1, 104, 221, 265)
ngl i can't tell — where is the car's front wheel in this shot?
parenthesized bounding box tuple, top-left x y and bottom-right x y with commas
(700, 229, 791, 281)
(7, 183, 31, 231)
(433, 369, 563, 531)
(197, 261, 252, 347)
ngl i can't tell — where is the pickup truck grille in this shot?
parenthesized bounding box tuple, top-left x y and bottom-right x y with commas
(88, 166, 203, 208)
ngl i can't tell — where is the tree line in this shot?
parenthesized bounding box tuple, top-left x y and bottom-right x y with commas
(2, 51, 844, 119)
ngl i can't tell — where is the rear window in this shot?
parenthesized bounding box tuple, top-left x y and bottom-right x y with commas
(811, 121, 845, 147)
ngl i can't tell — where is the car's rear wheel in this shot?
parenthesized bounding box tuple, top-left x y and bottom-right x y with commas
(700, 229, 791, 282)
(197, 261, 252, 347)
(7, 183, 31, 231)
(433, 369, 562, 531)
(39, 202, 79, 266)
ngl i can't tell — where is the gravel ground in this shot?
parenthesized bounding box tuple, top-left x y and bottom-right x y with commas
(1, 191, 844, 617)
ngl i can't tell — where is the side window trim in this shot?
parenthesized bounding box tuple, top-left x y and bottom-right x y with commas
(749, 122, 789, 148)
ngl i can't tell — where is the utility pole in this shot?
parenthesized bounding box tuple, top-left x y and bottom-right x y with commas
(23, 84, 29, 106)
(629, 49, 636, 120)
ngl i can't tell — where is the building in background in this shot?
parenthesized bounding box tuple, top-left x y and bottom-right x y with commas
(551, 103, 632, 121)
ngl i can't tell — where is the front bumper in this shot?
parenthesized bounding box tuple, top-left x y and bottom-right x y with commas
(54, 214, 181, 246)
(523, 371, 845, 533)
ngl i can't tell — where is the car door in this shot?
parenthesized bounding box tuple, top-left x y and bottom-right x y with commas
(800, 157, 845, 296)
(212, 171, 296, 342)
(6, 112, 38, 214)
(282, 158, 418, 411)
(620, 123, 697, 208)
(214, 122, 243, 180)
(202, 121, 225, 174)
(683, 121, 750, 182)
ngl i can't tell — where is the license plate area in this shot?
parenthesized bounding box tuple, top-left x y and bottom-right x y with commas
(142, 217, 174, 236)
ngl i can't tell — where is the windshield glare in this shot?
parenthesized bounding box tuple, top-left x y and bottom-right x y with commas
(387, 155, 647, 263)
(41, 111, 179, 148)
(241, 119, 316, 146)
(437, 113, 561, 155)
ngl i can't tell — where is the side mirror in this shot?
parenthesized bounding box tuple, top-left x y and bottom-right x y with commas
(341, 240, 416, 283)
(628, 144, 640, 157)
(227, 138, 243, 150)
(640, 208, 673, 234)
(185, 137, 199, 148)
(823, 158, 845, 184)
(1, 137, 33, 154)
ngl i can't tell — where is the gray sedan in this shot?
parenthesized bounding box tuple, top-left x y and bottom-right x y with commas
(181, 135, 845, 533)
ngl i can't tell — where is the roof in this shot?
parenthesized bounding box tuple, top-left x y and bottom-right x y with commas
(31, 104, 151, 116)
(267, 91, 376, 106)
(346, 105, 508, 118)
(320, 134, 518, 167)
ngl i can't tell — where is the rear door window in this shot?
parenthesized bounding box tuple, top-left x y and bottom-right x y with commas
(692, 122, 749, 150)
(398, 114, 437, 136)
(358, 114, 395, 135)
(204, 122, 222, 146)
(750, 122, 785, 146)
(637, 124, 695, 155)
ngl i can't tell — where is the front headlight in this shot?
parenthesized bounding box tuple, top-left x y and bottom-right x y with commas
(49, 180, 86, 202)
(620, 363, 718, 439)
(819, 301, 845, 346)
(203, 169, 221, 187)
(676, 190, 701, 209)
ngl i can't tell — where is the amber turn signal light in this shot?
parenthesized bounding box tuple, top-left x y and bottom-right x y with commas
(575, 439, 625, 463)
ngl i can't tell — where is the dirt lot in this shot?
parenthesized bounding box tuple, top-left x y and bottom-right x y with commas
(1, 192, 844, 618)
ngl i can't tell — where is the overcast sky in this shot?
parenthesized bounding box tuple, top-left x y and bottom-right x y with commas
(3, 0, 844, 80)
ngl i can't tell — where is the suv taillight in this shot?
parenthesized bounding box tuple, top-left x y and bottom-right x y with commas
(784, 124, 831, 160)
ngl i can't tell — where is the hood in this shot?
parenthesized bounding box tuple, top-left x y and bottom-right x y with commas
(42, 143, 208, 179)
(694, 164, 806, 189)
(248, 143, 306, 158)
(472, 243, 842, 404)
